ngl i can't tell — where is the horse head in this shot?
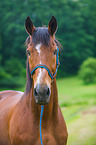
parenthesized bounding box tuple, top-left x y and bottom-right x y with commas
(25, 16, 59, 105)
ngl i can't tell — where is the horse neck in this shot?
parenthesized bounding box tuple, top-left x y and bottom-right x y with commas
(25, 78, 58, 121)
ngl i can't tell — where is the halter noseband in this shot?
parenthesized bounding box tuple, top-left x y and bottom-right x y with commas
(30, 47, 60, 79)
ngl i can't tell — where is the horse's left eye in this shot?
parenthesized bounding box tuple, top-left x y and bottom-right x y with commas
(27, 50, 31, 56)
(53, 50, 57, 55)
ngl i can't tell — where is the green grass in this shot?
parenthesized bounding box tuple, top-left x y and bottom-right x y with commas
(57, 76, 96, 145)
(57, 77, 96, 106)
(61, 105, 96, 145)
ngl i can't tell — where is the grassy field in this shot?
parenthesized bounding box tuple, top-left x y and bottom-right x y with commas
(57, 77, 96, 145)
(57, 77, 96, 106)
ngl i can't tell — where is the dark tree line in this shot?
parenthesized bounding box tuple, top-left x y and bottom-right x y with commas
(0, 0, 96, 88)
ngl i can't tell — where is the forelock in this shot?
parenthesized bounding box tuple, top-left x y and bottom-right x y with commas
(32, 28, 50, 46)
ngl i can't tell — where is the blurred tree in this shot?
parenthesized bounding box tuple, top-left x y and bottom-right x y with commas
(78, 57, 96, 84)
(59, 0, 96, 75)
(0, 34, 2, 65)
(4, 58, 25, 76)
(0, 0, 96, 87)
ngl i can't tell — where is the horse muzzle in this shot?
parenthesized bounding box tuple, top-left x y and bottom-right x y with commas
(34, 83, 51, 105)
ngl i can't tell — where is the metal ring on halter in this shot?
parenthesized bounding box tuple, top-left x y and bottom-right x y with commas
(30, 47, 60, 79)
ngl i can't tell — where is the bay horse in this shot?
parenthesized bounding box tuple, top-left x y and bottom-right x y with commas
(0, 16, 68, 145)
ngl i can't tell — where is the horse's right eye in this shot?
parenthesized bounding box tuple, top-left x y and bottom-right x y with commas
(27, 50, 31, 56)
(53, 50, 57, 55)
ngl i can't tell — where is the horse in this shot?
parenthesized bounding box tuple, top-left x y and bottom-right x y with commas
(0, 16, 68, 145)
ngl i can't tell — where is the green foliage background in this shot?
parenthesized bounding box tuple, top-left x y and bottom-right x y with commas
(0, 0, 96, 88)
(78, 57, 96, 83)
(0, 1, 96, 144)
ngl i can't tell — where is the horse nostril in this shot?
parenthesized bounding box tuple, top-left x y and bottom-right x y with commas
(46, 88, 50, 97)
(34, 88, 38, 97)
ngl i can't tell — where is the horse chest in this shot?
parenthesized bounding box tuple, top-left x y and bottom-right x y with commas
(39, 121, 67, 145)
(10, 119, 66, 145)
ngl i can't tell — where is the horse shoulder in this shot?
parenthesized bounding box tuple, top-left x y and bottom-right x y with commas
(0, 90, 24, 145)
(0, 90, 23, 111)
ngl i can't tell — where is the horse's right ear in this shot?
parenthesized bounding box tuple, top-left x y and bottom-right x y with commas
(25, 16, 35, 35)
(48, 16, 57, 36)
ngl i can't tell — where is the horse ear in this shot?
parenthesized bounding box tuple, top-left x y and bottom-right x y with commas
(25, 16, 35, 35)
(48, 16, 57, 36)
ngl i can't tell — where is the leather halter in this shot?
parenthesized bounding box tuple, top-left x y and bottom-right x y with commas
(30, 47, 60, 79)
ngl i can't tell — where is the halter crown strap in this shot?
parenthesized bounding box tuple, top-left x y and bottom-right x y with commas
(30, 47, 60, 79)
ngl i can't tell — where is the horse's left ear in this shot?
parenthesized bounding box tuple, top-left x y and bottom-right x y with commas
(25, 16, 35, 35)
(48, 16, 57, 36)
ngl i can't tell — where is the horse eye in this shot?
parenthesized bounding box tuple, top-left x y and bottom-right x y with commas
(53, 50, 57, 55)
(27, 50, 31, 56)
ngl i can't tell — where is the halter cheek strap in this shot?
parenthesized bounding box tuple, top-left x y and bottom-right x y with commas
(30, 47, 60, 79)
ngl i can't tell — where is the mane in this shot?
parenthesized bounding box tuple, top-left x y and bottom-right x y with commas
(25, 27, 62, 49)
(55, 39, 62, 50)
(25, 58, 32, 94)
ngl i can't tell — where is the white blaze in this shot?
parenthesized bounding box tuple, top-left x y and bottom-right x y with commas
(34, 68, 46, 87)
(35, 43, 42, 55)
(35, 43, 42, 86)
(37, 69, 42, 84)
(34, 43, 50, 88)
